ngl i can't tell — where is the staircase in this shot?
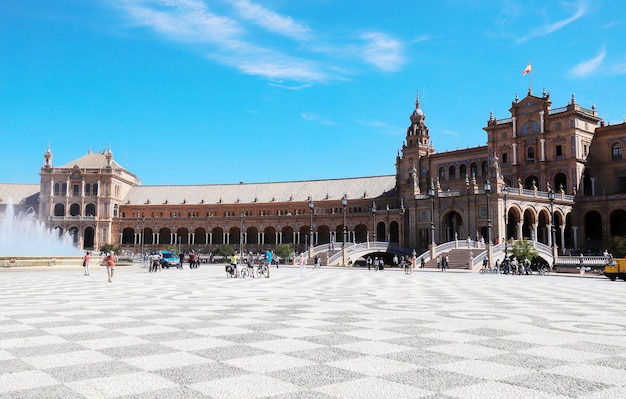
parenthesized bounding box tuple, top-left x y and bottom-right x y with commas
(425, 248, 476, 270)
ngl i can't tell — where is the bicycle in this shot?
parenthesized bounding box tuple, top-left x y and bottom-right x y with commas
(257, 262, 269, 278)
(225, 265, 237, 278)
(538, 266, 550, 276)
(240, 267, 250, 278)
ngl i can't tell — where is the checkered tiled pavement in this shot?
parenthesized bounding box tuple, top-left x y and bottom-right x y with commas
(1, 264, 626, 398)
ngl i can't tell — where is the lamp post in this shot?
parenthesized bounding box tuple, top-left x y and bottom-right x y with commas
(484, 180, 492, 267)
(141, 217, 145, 266)
(428, 180, 436, 256)
(371, 201, 377, 242)
(549, 189, 556, 256)
(239, 212, 244, 258)
(309, 200, 314, 257)
(342, 195, 347, 266)
(502, 185, 509, 261)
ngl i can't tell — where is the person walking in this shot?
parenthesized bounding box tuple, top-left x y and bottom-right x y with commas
(299, 253, 307, 277)
(178, 252, 184, 270)
(189, 251, 197, 269)
(104, 251, 117, 282)
(436, 255, 441, 269)
(83, 251, 91, 276)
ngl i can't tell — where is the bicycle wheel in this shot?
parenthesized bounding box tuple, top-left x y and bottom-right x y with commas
(240, 268, 248, 278)
(479, 268, 485, 274)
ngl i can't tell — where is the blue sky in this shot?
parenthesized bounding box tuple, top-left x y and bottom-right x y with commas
(1, 0, 625, 185)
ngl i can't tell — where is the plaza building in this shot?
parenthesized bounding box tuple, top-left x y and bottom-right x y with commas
(1, 89, 625, 264)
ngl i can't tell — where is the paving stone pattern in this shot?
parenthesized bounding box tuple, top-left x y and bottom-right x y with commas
(1, 265, 626, 398)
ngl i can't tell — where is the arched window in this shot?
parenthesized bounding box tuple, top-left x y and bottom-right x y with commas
(449, 165, 456, 179)
(439, 167, 445, 181)
(612, 143, 623, 160)
(527, 146, 535, 162)
(470, 163, 478, 179)
(54, 203, 65, 217)
(69, 203, 81, 216)
(85, 203, 96, 216)
(481, 161, 488, 176)
(459, 164, 467, 179)
(54, 183, 60, 195)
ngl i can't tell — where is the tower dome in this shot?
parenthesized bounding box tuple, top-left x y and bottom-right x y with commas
(410, 92, 425, 125)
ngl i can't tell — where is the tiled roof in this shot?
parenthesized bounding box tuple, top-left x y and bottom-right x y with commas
(124, 175, 396, 205)
(0, 183, 40, 206)
(58, 152, 124, 170)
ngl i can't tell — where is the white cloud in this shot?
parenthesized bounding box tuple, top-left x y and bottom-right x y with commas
(301, 112, 335, 125)
(112, 0, 407, 83)
(301, 112, 319, 121)
(229, 0, 311, 40)
(570, 47, 606, 77)
(359, 32, 404, 72)
(610, 62, 626, 75)
(118, 0, 241, 43)
(516, 0, 589, 43)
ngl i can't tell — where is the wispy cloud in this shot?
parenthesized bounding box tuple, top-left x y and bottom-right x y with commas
(610, 62, 626, 75)
(119, 0, 240, 42)
(516, 0, 589, 43)
(230, 0, 311, 40)
(112, 0, 409, 84)
(359, 32, 404, 72)
(301, 112, 335, 125)
(570, 47, 606, 77)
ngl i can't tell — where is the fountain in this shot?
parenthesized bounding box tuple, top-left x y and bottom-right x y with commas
(0, 199, 83, 267)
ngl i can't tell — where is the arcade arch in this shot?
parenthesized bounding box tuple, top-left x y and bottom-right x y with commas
(610, 209, 626, 237)
(442, 211, 462, 242)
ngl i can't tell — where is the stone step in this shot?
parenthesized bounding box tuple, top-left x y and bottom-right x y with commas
(425, 248, 477, 269)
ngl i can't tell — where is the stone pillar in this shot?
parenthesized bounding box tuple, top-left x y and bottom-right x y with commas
(512, 143, 518, 165)
(540, 138, 546, 161)
(546, 226, 552, 247)
(590, 177, 596, 196)
(512, 116, 517, 137)
(572, 226, 579, 250)
(539, 110, 545, 133)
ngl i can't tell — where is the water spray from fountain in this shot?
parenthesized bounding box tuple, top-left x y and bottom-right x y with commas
(0, 198, 82, 256)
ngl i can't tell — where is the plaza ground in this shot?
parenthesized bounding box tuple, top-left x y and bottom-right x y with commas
(1, 264, 626, 398)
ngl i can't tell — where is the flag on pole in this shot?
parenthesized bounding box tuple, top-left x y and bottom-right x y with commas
(522, 63, 532, 76)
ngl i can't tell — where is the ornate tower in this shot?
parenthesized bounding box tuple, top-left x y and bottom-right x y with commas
(396, 92, 434, 201)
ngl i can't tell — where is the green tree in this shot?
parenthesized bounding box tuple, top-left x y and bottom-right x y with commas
(508, 239, 539, 262)
(214, 244, 235, 257)
(162, 244, 179, 253)
(99, 244, 121, 255)
(608, 236, 626, 258)
(274, 244, 293, 262)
